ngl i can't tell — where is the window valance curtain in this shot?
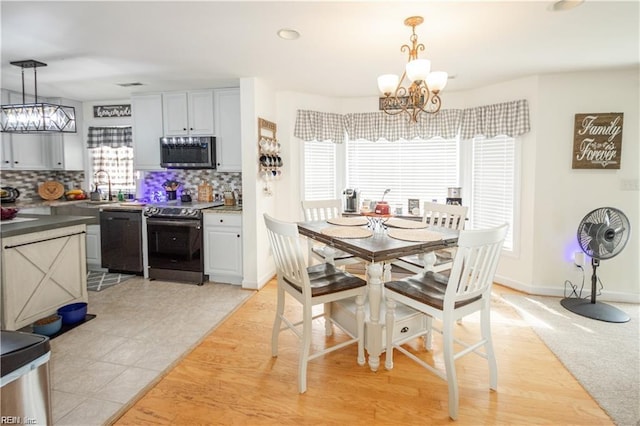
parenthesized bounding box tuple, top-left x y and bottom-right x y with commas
(460, 99, 530, 140)
(294, 110, 346, 144)
(294, 98, 530, 143)
(87, 126, 132, 148)
(344, 109, 463, 141)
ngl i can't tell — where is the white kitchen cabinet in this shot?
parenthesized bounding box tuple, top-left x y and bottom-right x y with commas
(4, 135, 49, 170)
(132, 93, 164, 170)
(2, 92, 48, 170)
(49, 98, 84, 170)
(213, 88, 242, 172)
(204, 212, 243, 285)
(86, 224, 102, 271)
(163, 90, 214, 136)
(1, 224, 88, 330)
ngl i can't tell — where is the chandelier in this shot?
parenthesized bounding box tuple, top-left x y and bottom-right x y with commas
(1, 60, 76, 133)
(377, 16, 448, 122)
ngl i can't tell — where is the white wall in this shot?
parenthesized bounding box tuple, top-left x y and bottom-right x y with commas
(240, 77, 278, 290)
(533, 68, 639, 301)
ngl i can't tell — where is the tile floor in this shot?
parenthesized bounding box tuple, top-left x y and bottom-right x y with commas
(48, 277, 253, 425)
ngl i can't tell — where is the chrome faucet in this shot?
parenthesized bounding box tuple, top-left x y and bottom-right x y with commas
(94, 170, 112, 201)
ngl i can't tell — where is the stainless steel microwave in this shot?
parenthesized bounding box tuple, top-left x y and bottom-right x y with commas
(160, 136, 216, 169)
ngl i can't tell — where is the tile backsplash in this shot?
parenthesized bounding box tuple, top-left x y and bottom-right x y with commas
(0, 170, 85, 201)
(142, 170, 242, 202)
(0, 169, 242, 204)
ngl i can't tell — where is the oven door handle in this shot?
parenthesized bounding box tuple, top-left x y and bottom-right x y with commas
(147, 219, 201, 229)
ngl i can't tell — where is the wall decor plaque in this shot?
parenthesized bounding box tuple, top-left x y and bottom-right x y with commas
(93, 104, 132, 118)
(572, 113, 623, 169)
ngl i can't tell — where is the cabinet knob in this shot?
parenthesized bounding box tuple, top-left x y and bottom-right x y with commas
(190, 128, 194, 131)
(237, 234, 240, 238)
(183, 128, 187, 131)
(14, 161, 18, 164)
(4, 160, 8, 164)
(219, 219, 223, 223)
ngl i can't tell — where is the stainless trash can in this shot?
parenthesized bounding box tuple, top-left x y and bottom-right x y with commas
(1, 330, 52, 425)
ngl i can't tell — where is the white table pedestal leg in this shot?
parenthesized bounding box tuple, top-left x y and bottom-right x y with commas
(323, 246, 337, 336)
(421, 251, 437, 272)
(365, 262, 383, 372)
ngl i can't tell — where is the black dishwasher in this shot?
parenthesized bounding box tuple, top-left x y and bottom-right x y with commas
(100, 210, 143, 274)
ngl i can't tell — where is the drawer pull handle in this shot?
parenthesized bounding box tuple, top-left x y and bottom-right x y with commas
(400, 326, 409, 333)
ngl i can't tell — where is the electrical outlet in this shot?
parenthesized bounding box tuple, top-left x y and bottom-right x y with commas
(620, 179, 640, 191)
(574, 251, 585, 267)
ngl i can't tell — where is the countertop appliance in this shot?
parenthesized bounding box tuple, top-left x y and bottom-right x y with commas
(160, 136, 216, 169)
(343, 188, 359, 212)
(144, 201, 223, 285)
(446, 187, 462, 206)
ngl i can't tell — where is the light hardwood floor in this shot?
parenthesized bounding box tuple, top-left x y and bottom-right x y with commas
(114, 279, 612, 425)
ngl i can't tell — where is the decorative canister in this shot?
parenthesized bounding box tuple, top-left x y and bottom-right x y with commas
(224, 191, 236, 206)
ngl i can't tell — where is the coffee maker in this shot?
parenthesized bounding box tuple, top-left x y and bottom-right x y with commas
(446, 187, 462, 205)
(343, 188, 359, 212)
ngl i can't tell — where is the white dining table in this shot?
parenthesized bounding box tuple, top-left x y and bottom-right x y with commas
(297, 219, 458, 371)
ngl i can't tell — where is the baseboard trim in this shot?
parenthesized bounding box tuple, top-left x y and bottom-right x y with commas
(493, 274, 640, 303)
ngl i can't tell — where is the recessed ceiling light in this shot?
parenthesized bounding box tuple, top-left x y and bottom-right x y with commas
(277, 28, 300, 40)
(551, 0, 584, 12)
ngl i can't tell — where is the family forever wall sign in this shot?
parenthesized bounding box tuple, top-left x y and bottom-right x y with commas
(572, 112, 623, 169)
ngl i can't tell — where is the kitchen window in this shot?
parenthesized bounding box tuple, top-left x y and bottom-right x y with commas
(470, 135, 517, 252)
(87, 126, 135, 196)
(303, 139, 337, 200)
(302, 134, 518, 253)
(345, 137, 459, 212)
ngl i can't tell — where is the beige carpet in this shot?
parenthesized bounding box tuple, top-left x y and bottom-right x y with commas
(503, 294, 640, 426)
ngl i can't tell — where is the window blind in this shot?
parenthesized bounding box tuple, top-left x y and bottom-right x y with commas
(346, 137, 459, 212)
(471, 135, 515, 250)
(303, 140, 337, 200)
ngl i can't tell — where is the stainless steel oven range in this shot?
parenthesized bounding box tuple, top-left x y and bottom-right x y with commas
(143, 202, 221, 285)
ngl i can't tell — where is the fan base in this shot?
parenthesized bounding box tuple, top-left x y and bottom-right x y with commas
(560, 297, 630, 323)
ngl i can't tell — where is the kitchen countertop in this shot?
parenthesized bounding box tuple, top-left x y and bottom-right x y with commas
(204, 205, 242, 214)
(1, 214, 96, 238)
(2, 199, 242, 214)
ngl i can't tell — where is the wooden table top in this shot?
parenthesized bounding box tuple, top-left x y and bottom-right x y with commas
(297, 220, 458, 263)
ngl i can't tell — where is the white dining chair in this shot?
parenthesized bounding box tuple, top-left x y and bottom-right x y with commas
(384, 223, 508, 420)
(392, 202, 468, 274)
(301, 199, 361, 267)
(264, 213, 367, 393)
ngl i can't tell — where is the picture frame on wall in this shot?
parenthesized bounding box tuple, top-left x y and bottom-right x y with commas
(572, 112, 623, 169)
(408, 198, 420, 215)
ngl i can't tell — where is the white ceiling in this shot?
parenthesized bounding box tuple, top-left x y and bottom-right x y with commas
(1, 1, 638, 102)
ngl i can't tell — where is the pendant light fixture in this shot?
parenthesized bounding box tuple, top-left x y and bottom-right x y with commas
(1, 60, 76, 133)
(378, 16, 448, 122)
